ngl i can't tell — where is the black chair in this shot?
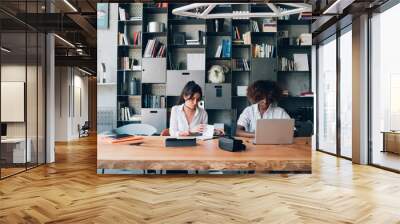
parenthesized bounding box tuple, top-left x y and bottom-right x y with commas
(79, 121, 90, 138)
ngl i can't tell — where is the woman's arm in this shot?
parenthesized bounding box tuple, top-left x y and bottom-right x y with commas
(236, 125, 255, 138)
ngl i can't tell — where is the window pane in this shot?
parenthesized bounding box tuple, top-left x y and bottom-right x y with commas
(318, 37, 337, 154)
(371, 3, 400, 171)
(340, 29, 352, 158)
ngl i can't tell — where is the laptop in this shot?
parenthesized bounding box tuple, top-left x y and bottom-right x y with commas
(254, 119, 295, 145)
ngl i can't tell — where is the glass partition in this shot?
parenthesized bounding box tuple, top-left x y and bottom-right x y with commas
(1, 31, 28, 177)
(0, 1, 46, 179)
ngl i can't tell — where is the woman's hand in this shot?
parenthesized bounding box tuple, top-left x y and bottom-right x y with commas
(178, 131, 190, 136)
(192, 124, 206, 133)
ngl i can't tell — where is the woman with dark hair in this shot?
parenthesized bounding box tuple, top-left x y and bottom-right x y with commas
(236, 80, 290, 138)
(169, 81, 208, 137)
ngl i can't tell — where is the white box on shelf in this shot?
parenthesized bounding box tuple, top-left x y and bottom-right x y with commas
(237, 86, 247, 96)
(187, 53, 205, 70)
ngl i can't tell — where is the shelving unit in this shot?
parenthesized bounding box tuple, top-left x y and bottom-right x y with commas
(113, 3, 313, 135)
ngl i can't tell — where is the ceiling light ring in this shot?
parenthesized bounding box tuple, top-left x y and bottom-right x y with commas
(172, 3, 311, 19)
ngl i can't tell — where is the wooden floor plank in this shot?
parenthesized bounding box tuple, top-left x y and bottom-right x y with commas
(0, 135, 400, 223)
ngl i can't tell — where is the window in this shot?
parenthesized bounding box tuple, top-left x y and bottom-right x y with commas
(339, 27, 352, 158)
(370, 3, 400, 171)
(317, 36, 337, 154)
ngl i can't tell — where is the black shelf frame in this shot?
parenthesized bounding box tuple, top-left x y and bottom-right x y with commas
(114, 3, 313, 132)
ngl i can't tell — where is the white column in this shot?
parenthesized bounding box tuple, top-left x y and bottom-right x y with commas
(46, 33, 55, 163)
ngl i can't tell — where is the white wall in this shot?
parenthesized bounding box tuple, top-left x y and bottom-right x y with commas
(54, 66, 89, 141)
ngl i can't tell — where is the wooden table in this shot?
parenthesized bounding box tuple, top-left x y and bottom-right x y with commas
(97, 136, 311, 173)
(382, 131, 400, 154)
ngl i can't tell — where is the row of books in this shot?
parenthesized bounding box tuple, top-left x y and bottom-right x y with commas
(232, 59, 250, 71)
(142, 95, 166, 108)
(251, 19, 277, 33)
(153, 3, 168, 8)
(144, 39, 166, 58)
(118, 107, 133, 121)
(215, 39, 231, 58)
(120, 57, 141, 71)
(118, 7, 142, 21)
(252, 43, 276, 58)
(118, 30, 142, 46)
(279, 57, 296, 71)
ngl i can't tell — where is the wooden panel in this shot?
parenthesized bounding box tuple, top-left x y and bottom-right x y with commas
(97, 136, 311, 172)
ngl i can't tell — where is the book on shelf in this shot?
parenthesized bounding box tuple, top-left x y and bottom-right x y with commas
(243, 32, 251, 45)
(186, 39, 200, 45)
(118, 106, 133, 121)
(144, 39, 166, 58)
(251, 20, 259, 32)
(252, 43, 275, 58)
(232, 40, 244, 45)
(129, 16, 142, 21)
(232, 59, 250, 71)
(214, 39, 231, 58)
(143, 95, 166, 108)
(185, 31, 205, 45)
(120, 57, 141, 70)
(132, 31, 142, 46)
(215, 44, 223, 58)
(298, 12, 312, 20)
(154, 3, 168, 8)
(119, 7, 127, 21)
(279, 57, 295, 71)
(262, 18, 277, 32)
(222, 39, 231, 58)
(233, 26, 241, 40)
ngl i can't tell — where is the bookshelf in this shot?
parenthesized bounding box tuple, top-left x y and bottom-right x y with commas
(113, 3, 313, 135)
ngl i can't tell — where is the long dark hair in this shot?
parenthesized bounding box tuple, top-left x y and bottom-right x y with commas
(247, 80, 282, 104)
(178, 81, 203, 104)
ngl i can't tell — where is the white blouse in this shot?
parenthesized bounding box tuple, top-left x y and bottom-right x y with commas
(169, 104, 208, 137)
(237, 103, 290, 133)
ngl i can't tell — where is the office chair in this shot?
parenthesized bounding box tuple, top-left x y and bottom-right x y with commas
(78, 121, 90, 138)
(115, 123, 157, 136)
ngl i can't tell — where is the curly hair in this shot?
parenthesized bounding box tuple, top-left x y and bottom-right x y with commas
(246, 80, 282, 104)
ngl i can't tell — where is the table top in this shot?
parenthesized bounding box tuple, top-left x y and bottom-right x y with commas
(1, 138, 27, 143)
(381, 131, 400, 134)
(97, 136, 311, 172)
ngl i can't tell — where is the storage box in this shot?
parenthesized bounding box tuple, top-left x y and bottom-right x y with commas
(205, 83, 231, 109)
(166, 70, 205, 96)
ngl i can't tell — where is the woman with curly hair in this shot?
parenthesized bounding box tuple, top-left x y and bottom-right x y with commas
(236, 80, 290, 138)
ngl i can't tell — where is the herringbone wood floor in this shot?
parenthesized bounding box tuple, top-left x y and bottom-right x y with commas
(1, 136, 400, 224)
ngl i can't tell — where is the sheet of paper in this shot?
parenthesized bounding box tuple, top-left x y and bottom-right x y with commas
(197, 125, 214, 140)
